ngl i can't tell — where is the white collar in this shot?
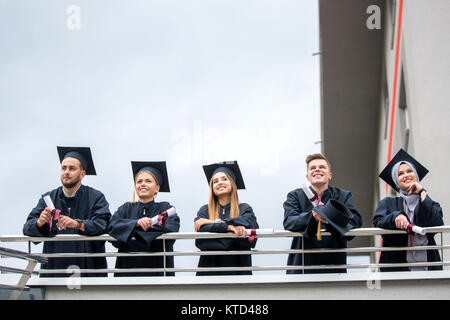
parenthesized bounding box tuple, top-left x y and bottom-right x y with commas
(63, 184, 81, 198)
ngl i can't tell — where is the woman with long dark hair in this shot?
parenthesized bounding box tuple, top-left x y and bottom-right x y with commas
(194, 161, 259, 276)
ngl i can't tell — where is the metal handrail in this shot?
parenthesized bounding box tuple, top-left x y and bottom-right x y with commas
(0, 246, 48, 300)
(1, 226, 449, 276)
(2, 226, 450, 243)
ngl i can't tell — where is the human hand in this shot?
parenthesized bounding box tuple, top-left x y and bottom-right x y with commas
(37, 207, 52, 228)
(312, 210, 328, 224)
(407, 182, 423, 195)
(395, 213, 409, 230)
(227, 225, 247, 237)
(136, 217, 153, 231)
(57, 215, 78, 230)
(194, 218, 215, 232)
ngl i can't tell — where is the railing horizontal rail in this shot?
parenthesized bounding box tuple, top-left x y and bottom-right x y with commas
(2, 226, 450, 243)
(0, 246, 47, 263)
(0, 284, 30, 291)
(15, 244, 447, 260)
(35, 260, 450, 275)
(0, 265, 38, 276)
(1, 226, 449, 277)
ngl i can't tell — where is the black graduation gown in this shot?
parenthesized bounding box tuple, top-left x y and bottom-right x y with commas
(283, 186, 362, 274)
(194, 203, 259, 276)
(373, 195, 444, 271)
(23, 185, 111, 277)
(107, 200, 180, 277)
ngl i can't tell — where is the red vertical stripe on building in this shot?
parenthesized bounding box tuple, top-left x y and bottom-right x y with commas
(386, 0, 404, 196)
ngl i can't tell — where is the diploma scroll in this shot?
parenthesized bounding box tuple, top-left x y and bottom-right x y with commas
(302, 185, 323, 240)
(246, 228, 275, 243)
(151, 207, 176, 227)
(43, 195, 55, 211)
(245, 228, 274, 236)
(405, 223, 426, 235)
(43, 195, 61, 230)
(301, 185, 318, 206)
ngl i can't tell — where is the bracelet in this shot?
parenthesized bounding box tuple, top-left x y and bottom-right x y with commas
(419, 188, 427, 195)
(75, 219, 83, 229)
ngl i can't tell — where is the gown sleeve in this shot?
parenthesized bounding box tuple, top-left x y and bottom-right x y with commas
(81, 190, 111, 236)
(222, 203, 259, 229)
(414, 195, 444, 227)
(23, 193, 54, 237)
(373, 197, 405, 229)
(107, 203, 137, 244)
(373, 194, 444, 230)
(195, 205, 229, 233)
(130, 202, 180, 249)
(195, 204, 259, 251)
(283, 189, 314, 233)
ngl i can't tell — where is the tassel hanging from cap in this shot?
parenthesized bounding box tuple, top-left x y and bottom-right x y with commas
(317, 221, 322, 240)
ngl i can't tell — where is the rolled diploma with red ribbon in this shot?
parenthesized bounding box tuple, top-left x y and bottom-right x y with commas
(43, 195, 61, 229)
(405, 223, 426, 235)
(301, 185, 318, 206)
(246, 228, 274, 243)
(43, 195, 55, 211)
(151, 207, 176, 225)
(246, 228, 274, 236)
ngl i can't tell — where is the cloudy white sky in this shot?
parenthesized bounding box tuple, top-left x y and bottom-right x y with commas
(0, 0, 320, 274)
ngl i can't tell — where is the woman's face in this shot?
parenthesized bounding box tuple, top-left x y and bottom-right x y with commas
(135, 171, 160, 201)
(211, 172, 233, 197)
(397, 163, 417, 191)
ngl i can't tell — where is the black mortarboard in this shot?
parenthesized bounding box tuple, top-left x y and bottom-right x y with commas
(378, 148, 429, 192)
(57, 146, 96, 175)
(202, 161, 246, 189)
(131, 161, 170, 192)
(314, 199, 354, 237)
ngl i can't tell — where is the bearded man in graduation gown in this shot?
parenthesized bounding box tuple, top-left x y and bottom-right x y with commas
(283, 153, 362, 274)
(23, 146, 111, 277)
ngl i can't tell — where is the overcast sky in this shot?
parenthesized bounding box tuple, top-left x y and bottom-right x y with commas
(0, 0, 320, 274)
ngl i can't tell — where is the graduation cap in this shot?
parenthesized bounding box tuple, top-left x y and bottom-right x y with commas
(314, 199, 354, 237)
(57, 146, 96, 175)
(379, 148, 429, 192)
(202, 161, 245, 189)
(131, 161, 170, 192)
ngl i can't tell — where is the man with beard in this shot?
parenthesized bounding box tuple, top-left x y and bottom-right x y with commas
(23, 146, 111, 277)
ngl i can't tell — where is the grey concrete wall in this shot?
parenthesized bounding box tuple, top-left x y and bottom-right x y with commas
(36, 272, 450, 300)
(377, 0, 450, 263)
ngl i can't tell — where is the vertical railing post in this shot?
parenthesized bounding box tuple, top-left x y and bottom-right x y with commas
(441, 232, 444, 270)
(9, 260, 37, 300)
(163, 239, 166, 276)
(301, 235, 305, 274)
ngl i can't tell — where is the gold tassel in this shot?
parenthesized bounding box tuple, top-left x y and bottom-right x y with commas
(132, 191, 136, 203)
(317, 221, 322, 241)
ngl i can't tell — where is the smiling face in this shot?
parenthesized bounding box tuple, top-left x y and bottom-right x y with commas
(211, 171, 233, 198)
(306, 158, 332, 187)
(397, 163, 417, 191)
(135, 171, 160, 202)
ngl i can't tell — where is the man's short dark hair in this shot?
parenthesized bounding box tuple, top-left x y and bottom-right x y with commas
(305, 153, 332, 170)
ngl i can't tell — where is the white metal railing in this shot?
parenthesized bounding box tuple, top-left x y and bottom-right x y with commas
(1, 226, 450, 277)
(0, 246, 48, 299)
